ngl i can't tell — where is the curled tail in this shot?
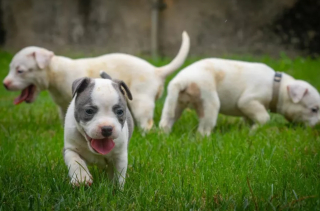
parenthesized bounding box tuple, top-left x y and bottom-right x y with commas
(156, 31, 190, 79)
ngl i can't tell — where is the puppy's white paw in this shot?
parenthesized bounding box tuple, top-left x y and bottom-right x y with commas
(159, 120, 172, 134)
(198, 127, 211, 136)
(70, 172, 93, 187)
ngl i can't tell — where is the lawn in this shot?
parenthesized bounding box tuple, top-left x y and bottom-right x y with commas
(0, 51, 320, 210)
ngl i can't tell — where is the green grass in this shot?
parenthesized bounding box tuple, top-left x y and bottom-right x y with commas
(1, 51, 320, 210)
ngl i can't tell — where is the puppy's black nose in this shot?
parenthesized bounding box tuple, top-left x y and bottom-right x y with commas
(101, 126, 113, 137)
(3, 83, 8, 90)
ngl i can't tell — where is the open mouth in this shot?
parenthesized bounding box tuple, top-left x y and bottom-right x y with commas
(14, 85, 36, 105)
(85, 133, 115, 155)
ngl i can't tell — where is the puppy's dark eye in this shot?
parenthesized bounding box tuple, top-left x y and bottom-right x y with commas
(85, 108, 95, 115)
(116, 109, 124, 116)
(311, 107, 318, 113)
(17, 70, 24, 74)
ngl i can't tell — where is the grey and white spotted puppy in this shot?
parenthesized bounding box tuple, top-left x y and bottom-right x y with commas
(63, 71, 134, 187)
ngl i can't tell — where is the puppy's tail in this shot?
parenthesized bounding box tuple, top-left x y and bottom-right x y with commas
(155, 31, 190, 79)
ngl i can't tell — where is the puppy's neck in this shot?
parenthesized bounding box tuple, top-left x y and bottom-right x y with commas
(46, 56, 73, 89)
(276, 73, 295, 116)
(46, 56, 75, 107)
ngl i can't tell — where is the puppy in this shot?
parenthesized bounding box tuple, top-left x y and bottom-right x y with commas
(3, 32, 190, 131)
(64, 71, 133, 188)
(160, 58, 320, 136)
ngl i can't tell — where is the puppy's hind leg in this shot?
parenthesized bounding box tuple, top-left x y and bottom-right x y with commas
(160, 102, 186, 134)
(159, 83, 183, 133)
(197, 91, 220, 136)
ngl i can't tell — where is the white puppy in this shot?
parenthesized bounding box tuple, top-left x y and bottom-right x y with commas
(64, 72, 133, 188)
(160, 58, 320, 135)
(3, 32, 190, 131)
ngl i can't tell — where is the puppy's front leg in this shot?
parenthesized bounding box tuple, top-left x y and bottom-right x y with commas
(64, 148, 92, 186)
(107, 152, 128, 189)
(130, 96, 155, 131)
(238, 100, 270, 127)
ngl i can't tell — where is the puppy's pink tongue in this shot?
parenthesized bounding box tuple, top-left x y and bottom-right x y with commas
(14, 85, 36, 105)
(14, 87, 29, 105)
(90, 138, 115, 155)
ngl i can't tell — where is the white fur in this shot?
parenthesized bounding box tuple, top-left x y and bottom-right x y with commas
(64, 79, 129, 188)
(160, 58, 320, 136)
(3, 32, 190, 130)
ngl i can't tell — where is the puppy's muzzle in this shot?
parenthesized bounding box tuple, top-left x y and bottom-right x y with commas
(3, 81, 10, 90)
(101, 126, 113, 137)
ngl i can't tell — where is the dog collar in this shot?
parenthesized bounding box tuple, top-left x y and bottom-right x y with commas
(270, 72, 282, 113)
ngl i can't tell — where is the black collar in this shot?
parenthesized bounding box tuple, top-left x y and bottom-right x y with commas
(270, 72, 282, 113)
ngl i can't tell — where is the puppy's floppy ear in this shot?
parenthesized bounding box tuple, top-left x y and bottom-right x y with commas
(72, 77, 91, 98)
(114, 79, 133, 100)
(287, 82, 308, 103)
(31, 50, 54, 69)
(100, 71, 112, 80)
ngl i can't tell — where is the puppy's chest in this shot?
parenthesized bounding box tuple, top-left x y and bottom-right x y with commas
(80, 150, 108, 168)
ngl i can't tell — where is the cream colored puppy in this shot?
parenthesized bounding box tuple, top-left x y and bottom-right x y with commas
(160, 58, 320, 135)
(3, 32, 190, 131)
